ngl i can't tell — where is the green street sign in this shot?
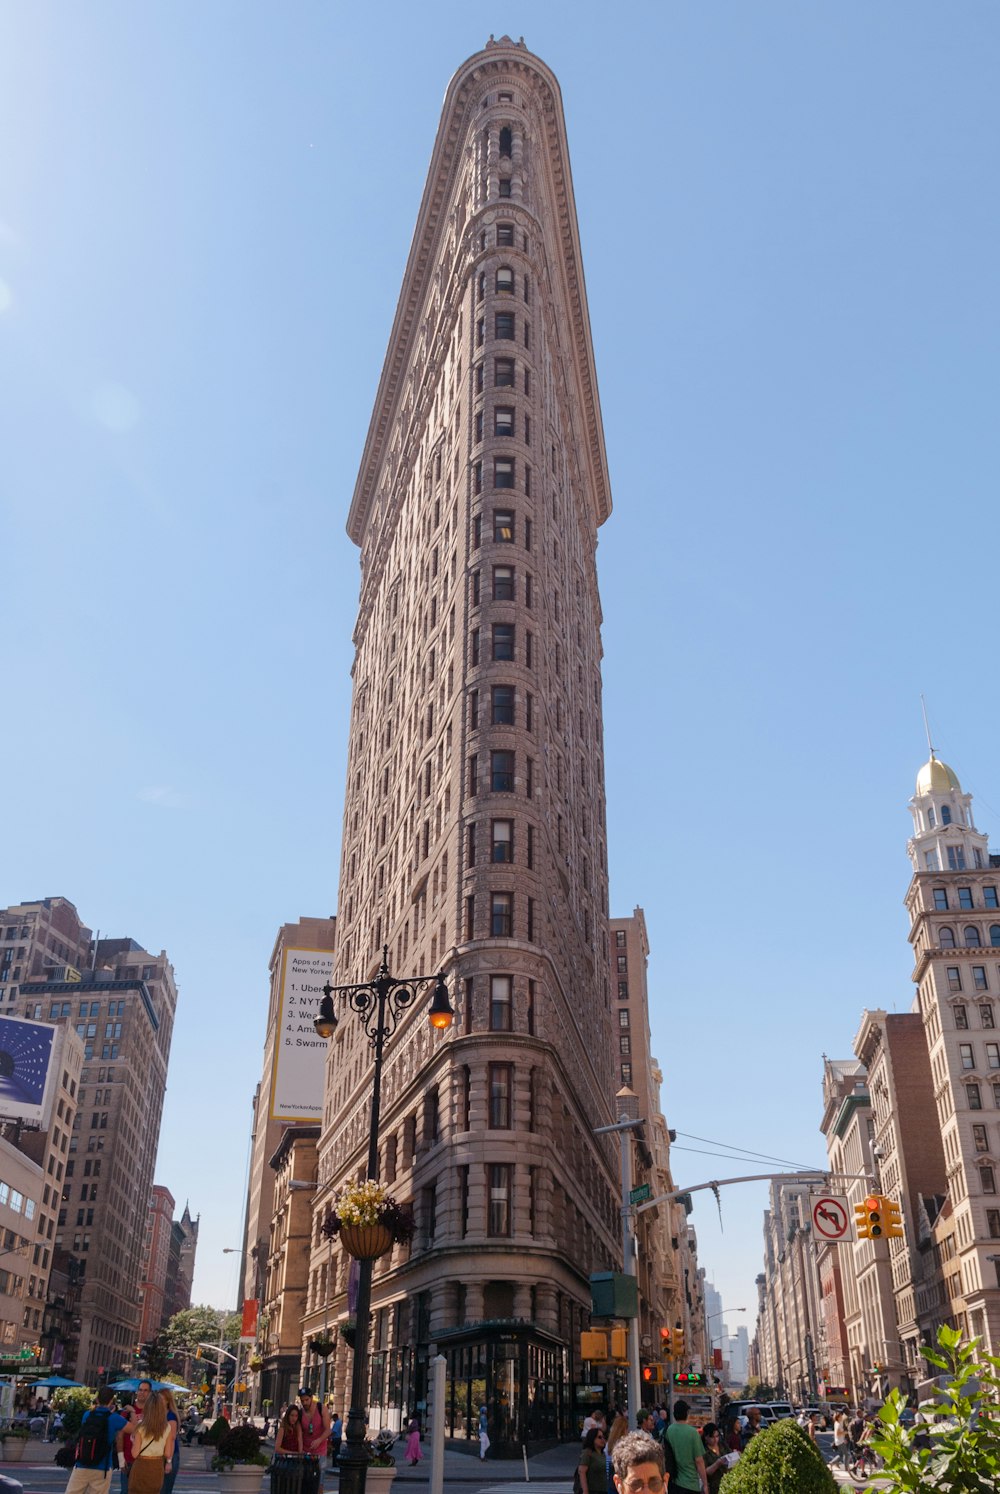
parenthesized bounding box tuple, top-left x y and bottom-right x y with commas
(629, 1183, 651, 1205)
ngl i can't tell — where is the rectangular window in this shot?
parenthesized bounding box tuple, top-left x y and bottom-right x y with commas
(495, 407, 514, 437)
(948, 846, 967, 871)
(525, 631, 533, 668)
(526, 693, 533, 732)
(974, 1124, 989, 1151)
(472, 569, 481, 606)
(968, 1083, 982, 1109)
(491, 820, 514, 863)
(492, 623, 515, 661)
(960, 1043, 975, 1069)
(527, 897, 534, 942)
(491, 685, 515, 724)
(524, 517, 532, 550)
(525, 572, 532, 608)
(985, 887, 999, 909)
(498, 177, 512, 198)
(497, 222, 514, 246)
(467, 824, 477, 867)
(617, 954, 628, 974)
(460, 1165, 469, 1237)
(476, 362, 484, 393)
(948, 967, 963, 992)
(933, 888, 949, 910)
(474, 461, 482, 494)
(477, 317, 485, 346)
(988, 1043, 1000, 1069)
(956, 1005, 969, 1029)
(488, 1163, 511, 1235)
(527, 824, 534, 869)
(960, 887, 974, 909)
(473, 513, 482, 548)
(988, 1208, 1000, 1238)
(471, 628, 480, 665)
(491, 892, 513, 938)
(621, 1062, 632, 1086)
(475, 409, 484, 442)
(526, 756, 533, 798)
(495, 357, 516, 387)
(490, 975, 512, 1031)
(495, 312, 515, 340)
(468, 753, 479, 796)
(496, 266, 514, 293)
(974, 967, 989, 991)
(494, 457, 515, 488)
(620, 1033, 631, 1056)
(470, 689, 479, 729)
(982, 1006, 996, 1029)
(488, 1063, 513, 1128)
(492, 564, 515, 600)
(491, 750, 514, 792)
(981, 1166, 997, 1194)
(465, 896, 475, 941)
(619, 1008, 630, 1028)
(494, 509, 514, 542)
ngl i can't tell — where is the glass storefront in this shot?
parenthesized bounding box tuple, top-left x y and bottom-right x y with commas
(439, 1321, 569, 1455)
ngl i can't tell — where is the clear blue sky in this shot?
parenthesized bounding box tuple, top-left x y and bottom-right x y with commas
(2, 3, 998, 1342)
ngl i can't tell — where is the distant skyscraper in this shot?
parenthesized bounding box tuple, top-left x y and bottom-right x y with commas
(0, 896, 177, 1379)
(306, 37, 622, 1450)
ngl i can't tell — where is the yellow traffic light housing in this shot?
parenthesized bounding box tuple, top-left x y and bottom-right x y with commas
(883, 1197, 904, 1239)
(673, 1323, 685, 1361)
(659, 1326, 672, 1358)
(865, 1194, 884, 1238)
(581, 1330, 608, 1361)
(854, 1200, 871, 1240)
(642, 1365, 665, 1386)
(610, 1327, 628, 1362)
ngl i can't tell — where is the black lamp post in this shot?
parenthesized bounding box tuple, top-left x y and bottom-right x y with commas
(314, 947, 454, 1494)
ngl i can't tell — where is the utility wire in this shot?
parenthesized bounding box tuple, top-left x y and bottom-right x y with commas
(673, 1131, 820, 1172)
(670, 1144, 822, 1170)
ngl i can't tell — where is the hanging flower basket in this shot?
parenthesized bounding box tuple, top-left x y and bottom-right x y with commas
(309, 1336, 337, 1358)
(339, 1221, 394, 1259)
(321, 1180, 415, 1258)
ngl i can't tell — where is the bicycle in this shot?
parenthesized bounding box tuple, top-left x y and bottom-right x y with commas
(848, 1443, 880, 1480)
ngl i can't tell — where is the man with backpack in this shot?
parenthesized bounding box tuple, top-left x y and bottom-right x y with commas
(64, 1386, 127, 1494)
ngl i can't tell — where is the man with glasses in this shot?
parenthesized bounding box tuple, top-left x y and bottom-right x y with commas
(297, 1386, 329, 1491)
(663, 1401, 708, 1494)
(610, 1430, 668, 1494)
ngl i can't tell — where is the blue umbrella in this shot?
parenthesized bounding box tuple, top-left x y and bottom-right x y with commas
(108, 1378, 189, 1393)
(32, 1375, 85, 1389)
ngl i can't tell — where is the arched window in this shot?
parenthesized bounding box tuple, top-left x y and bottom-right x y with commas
(499, 125, 512, 157)
(991, 925, 1000, 948)
(939, 927, 956, 948)
(941, 805, 953, 825)
(927, 806, 936, 828)
(965, 927, 982, 946)
(495, 266, 514, 294)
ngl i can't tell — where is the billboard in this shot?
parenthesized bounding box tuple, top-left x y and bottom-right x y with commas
(0, 1014, 59, 1128)
(268, 947, 334, 1122)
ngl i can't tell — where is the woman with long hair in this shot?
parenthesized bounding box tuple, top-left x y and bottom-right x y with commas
(275, 1404, 305, 1455)
(160, 1389, 180, 1494)
(128, 1390, 170, 1494)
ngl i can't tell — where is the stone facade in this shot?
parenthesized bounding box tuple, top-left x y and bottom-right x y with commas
(138, 1184, 175, 1344)
(306, 38, 622, 1449)
(261, 1126, 319, 1414)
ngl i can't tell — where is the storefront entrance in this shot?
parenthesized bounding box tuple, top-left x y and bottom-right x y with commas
(438, 1321, 568, 1455)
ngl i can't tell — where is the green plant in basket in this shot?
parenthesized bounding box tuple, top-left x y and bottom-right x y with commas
(321, 1181, 414, 1245)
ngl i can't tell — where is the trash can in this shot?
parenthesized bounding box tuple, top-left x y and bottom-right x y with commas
(270, 1455, 308, 1494)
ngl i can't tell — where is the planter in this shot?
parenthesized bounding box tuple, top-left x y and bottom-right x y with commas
(366, 1465, 397, 1494)
(339, 1222, 393, 1259)
(217, 1466, 267, 1494)
(1, 1441, 27, 1463)
(204, 1445, 220, 1470)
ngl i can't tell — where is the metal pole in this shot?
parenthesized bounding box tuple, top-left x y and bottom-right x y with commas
(618, 1128, 640, 1419)
(429, 1353, 446, 1494)
(339, 974, 389, 1494)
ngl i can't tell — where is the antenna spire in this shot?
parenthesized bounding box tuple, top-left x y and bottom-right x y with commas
(920, 695, 935, 759)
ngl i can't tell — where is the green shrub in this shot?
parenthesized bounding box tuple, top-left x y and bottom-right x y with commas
(217, 1424, 263, 1462)
(203, 1415, 231, 1446)
(51, 1387, 95, 1441)
(723, 1419, 837, 1493)
(871, 1323, 1000, 1492)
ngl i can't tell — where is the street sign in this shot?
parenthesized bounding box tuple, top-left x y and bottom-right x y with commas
(629, 1183, 651, 1205)
(811, 1194, 852, 1241)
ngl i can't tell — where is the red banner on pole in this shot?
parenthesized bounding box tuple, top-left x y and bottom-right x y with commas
(241, 1299, 259, 1339)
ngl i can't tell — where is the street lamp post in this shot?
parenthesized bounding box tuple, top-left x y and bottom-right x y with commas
(313, 948, 454, 1494)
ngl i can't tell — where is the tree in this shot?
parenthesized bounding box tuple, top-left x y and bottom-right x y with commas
(724, 1419, 837, 1493)
(140, 1331, 177, 1379)
(51, 1386, 95, 1441)
(871, 1324, 1000, 1492)
(164, 1304, 242, 1356)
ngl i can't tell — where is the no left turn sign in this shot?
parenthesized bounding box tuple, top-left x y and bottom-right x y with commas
(811, 1195, 852, 1241)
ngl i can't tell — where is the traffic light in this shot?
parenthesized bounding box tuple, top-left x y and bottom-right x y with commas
(659, 1326, 672, 1358)
(610, 1328, 628, 1362)
(580, 1330, 608, 1361)
(855, 1194, 883, 1239)
(883, 1197, 904, 1239)
(642, 1365, 665, 1386)
(672, 1323, 685, 1361)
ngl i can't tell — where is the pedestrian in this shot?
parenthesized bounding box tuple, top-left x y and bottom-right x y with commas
(160, 1390, 180, 1494)
(610, 1431, 666, 1494)
(700, 1423, 729, 1494)
(405, 1414, 422, 1465)
(127, 1390, 171, 1494)
(297, 1386, 329, 1484)
(582, 1409, 606, 1440)
(275, 1405, 305, 1454)
(578, 1426, 609, 1494)
(636, 1410, 655, 1436)
(664, 1399, 708, 1494)
(63, 1386, 127, 1494)
(606, 1413, 629, 1454)
(479, 1404, 490, 1459)
(831, 1410, 849, 1468)
(117, 1380, 152, 1494)
(329, 1411, 343, 1467)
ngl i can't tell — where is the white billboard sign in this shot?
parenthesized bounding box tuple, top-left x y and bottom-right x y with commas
(268, 947, 334, 1122)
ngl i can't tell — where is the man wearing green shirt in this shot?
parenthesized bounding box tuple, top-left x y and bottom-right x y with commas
(665, 1401, 708, 1494)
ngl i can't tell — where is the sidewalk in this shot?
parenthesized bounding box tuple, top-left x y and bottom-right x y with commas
(357, 1441, 581, 1484)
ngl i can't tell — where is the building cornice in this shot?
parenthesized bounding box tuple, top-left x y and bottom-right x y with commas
(347, 38, 611, 547)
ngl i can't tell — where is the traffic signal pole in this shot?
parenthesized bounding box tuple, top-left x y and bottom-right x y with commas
(594, 1115, 643, 1422)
